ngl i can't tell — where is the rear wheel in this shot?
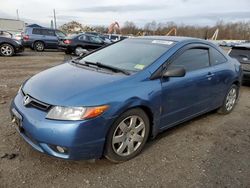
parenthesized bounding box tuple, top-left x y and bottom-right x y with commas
(33, 41, 44, 51)
(74, 46, 84, 56)
(105, 108, 150, 163)
(0, 44, 14, 56)
(218, 84, 238, 114)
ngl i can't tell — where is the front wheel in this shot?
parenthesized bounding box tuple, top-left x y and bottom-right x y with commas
(218, 84, 239, 114)
(105, 108, 150, 163)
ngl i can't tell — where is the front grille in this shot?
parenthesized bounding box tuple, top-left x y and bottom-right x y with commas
(21, 90, 51, 111)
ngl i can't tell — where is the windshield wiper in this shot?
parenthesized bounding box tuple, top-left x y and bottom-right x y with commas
(84, 61, 130, 75)
(71, 59, 90, 67)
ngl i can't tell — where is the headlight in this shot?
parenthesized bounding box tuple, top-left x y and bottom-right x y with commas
(46, 105, 109, 121)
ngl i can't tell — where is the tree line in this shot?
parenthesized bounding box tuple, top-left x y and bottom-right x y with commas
(60, 20, 250, 40)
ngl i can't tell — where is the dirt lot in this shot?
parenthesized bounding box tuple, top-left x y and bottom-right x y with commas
(0, 50, 250, 188)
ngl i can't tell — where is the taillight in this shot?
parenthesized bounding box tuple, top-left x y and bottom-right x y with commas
(64, 39, 71, 44)
(23, 35, 29, 41)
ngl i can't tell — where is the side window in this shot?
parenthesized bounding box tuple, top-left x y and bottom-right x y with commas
(47, 30, 55, 36)
(40, 29, 55, 36)
(41, 29, 48, 35)
(89, 36, 103, 44)
(32, 28, 42, 35)
(169, 48, 210, 72)
(78, 35, 87, 41)
(210, 48, 227, 65)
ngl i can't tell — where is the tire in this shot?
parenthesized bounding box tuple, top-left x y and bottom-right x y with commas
(0, 43, 14, 56)
(105, 108, 150, 163)
(33, 41, 44, 51)
(74, 46, 84, 56)
(217, 84, 239, 114)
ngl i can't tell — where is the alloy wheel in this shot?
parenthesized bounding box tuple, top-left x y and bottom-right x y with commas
(75, 47, 84, 56)
(225, 87, 237, 111)
(35, 42, 44, 51)
(0, 44, 13, 56)
(112, 115, 146, 156)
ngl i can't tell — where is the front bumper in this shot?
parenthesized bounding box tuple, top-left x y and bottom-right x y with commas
(15, 44, 24, 53)
(10, 92, 113, 160)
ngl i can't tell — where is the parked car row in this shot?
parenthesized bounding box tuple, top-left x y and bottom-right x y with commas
(0, 26, 130, 57)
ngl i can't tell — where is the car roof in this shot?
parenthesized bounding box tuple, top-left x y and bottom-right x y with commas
(137, 35, 203, 42)
(233, 43, 250, 49)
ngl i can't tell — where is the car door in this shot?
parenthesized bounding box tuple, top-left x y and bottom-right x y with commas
(159, 44, 215, 129)
(208, 47, 230, 108)
(41, 29, 58, 48)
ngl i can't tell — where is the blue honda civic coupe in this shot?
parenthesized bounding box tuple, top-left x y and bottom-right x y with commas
(10, 36, 242, 162)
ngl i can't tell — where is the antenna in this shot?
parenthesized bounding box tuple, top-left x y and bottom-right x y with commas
(53, 9, 57, 29)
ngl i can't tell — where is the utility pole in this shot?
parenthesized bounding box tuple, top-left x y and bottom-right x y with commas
(16, 9, 19, 20)
(53, 9, 57, 29)
(51, 20, 54, 29)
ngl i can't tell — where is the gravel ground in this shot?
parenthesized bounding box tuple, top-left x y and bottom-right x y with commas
(0, 50, 250, 188)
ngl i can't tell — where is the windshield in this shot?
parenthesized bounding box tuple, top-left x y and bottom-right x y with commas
(80, 39, 174, 72)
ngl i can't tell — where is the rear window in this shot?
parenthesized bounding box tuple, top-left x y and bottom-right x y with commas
(229, 47, 250, 63)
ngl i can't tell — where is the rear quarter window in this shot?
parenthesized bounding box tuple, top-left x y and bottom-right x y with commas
(210, 47, 227, 65)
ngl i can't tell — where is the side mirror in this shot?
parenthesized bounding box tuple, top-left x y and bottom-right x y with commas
(163, 67, 186, 77)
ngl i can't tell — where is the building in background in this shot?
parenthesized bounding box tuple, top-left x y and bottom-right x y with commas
(0, 18, 25, 34)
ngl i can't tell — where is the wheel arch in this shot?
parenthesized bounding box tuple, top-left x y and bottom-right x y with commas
(107, 101, 157, 140)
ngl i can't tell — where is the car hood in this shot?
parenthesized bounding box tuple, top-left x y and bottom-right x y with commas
(22, 62, 128, 106)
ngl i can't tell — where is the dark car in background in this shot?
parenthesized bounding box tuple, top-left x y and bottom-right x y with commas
(229, 44, 250, 83)
(103, 34, 128, 42)
(0, 36, 24, 56)
(22, 27, 66, 51)
(85, 32, 112, 44)
(58, 33, 108, 55)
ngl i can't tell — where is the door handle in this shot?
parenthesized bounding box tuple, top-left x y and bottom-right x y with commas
(206, 72, 215, 77)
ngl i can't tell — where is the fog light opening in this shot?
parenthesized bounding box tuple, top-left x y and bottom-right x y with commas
(56, 146, 65, 153)
(50, 145, 68, 154)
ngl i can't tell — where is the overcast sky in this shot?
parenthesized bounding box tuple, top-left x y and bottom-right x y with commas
(0, 0, 250, 27)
